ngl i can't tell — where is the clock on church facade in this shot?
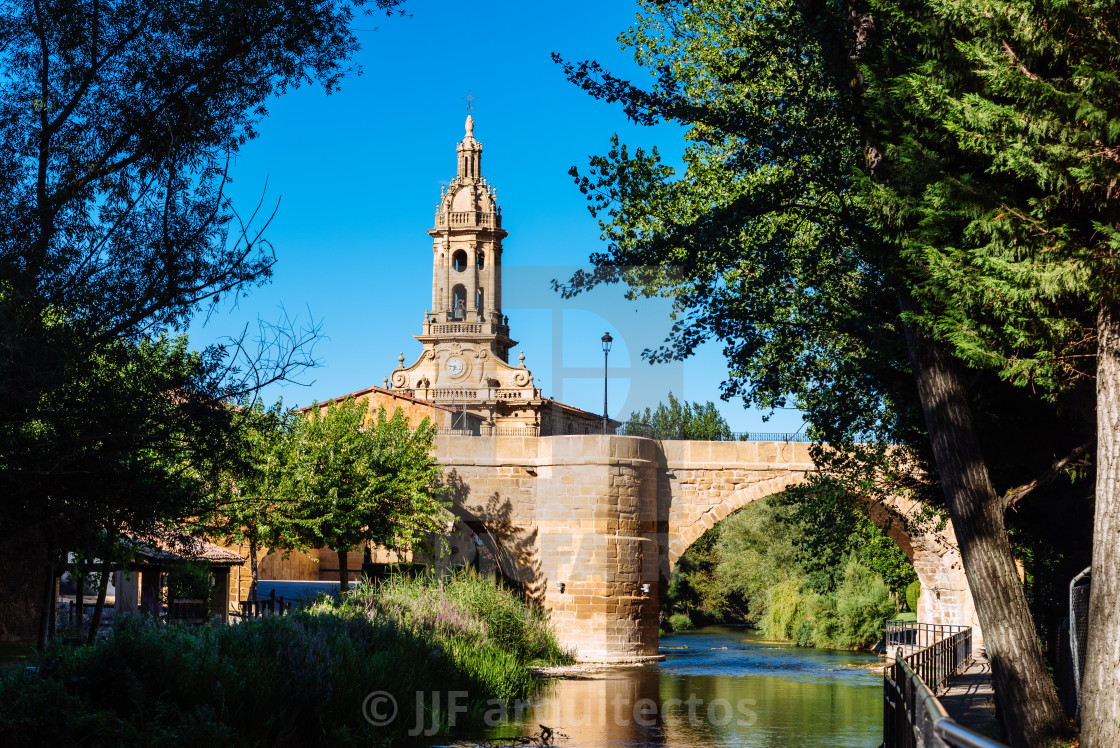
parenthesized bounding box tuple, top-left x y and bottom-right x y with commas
(387, 116, 610, 436)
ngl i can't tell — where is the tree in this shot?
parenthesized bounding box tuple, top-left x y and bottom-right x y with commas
(286, 398, 449, 592)
(0, 0, 404, 645)
(553, 1, 1090, 741)
(852, 3, 1120, 741)
(17, 334, 247, 645)
(206, 398, 302, 603)
(622, 392, 734, 439)
(772, 477, 917, 596)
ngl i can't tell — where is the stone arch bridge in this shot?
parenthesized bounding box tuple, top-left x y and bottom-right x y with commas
(436, 434, 979, 663)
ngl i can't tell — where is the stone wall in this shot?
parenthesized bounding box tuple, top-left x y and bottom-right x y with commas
(434, 435, 662, 663)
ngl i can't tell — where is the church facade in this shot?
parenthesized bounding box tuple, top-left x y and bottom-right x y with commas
(387, 116, 609, 436)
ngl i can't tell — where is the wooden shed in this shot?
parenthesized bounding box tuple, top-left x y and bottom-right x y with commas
(115, 536, 244, 624)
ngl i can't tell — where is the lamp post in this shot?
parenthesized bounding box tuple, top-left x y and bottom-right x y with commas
(601, 332, 613, 434)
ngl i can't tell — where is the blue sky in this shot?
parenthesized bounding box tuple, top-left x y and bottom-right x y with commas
(190, 0, 806, 434)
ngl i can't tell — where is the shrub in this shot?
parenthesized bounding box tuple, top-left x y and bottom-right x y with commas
(760, 579, 806, 641)
(834, 557, 897, 649)
(758, 558, 896, 650)
(668, 612, 695, 631)
(338, 568, 571, 669)
(0, 571, 572, 746)
(906, 580, 921, 613)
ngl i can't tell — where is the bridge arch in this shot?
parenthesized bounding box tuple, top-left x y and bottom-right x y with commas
(666, 473, 809, 571)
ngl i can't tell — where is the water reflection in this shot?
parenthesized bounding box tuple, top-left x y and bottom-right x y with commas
(443, 626, 883, 747)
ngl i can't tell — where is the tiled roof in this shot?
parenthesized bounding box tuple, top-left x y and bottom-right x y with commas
(295, 385, 455, 413)
(132, 535, 245, 566)
(544, 397, 617, 421)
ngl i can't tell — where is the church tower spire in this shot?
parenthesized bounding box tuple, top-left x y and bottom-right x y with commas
(457, 114, 482, 180)
(423, 115, 512, 361)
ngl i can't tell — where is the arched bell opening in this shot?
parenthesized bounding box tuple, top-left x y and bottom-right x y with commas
(452, 285, 467, 320)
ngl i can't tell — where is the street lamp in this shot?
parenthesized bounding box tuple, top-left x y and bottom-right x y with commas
(601, 332, 613, 434)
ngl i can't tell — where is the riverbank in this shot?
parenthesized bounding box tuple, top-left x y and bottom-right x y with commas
(0, 570, 571, 746)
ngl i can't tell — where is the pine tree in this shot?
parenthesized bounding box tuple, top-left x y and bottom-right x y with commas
(860, 2, 1120, 742)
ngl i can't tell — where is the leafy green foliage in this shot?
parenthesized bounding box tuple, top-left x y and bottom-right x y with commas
(2, 333, 245, 575)
(555, 0, 1097, 739)
(336, 569, 571, 669)
(665, 522, 729, 620)
(554, 0, 914, 458)
(906, 580, 921, 614)
(832, 558, 897, 649)
(667, 612, 695, 632)
(773, 477, 917, 595)
(860, 0, 1119, 390)
(712, 498, 802, 620)
(164, 562, 214, 612)
(201, 397, 304, 600)
(0, 0, 406, 642)
(0, 572, 564, 745)
(664, 488, 911, 650)
(622, 392, 733, 440)
(285, 399, 450, 570)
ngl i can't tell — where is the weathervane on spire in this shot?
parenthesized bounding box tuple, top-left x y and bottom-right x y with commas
(462, 89, 476, 114)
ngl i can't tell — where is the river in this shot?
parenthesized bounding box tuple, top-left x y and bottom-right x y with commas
(436, 624, 885, 747)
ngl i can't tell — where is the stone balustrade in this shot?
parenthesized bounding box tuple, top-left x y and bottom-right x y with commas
(434, 210, 502, 228)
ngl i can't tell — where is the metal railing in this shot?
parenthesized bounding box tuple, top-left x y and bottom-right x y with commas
(617, 424, 812, 442)
(434, 425, 813, 441)
(905, 627, 973, 694)
(883, 624, 1007, 748)
(886, 621, 969, 659)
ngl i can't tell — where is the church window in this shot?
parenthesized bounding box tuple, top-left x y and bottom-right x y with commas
(452, 250, 467, 272)
(476, 288, 484, 312)
(477, 252, 485, 271)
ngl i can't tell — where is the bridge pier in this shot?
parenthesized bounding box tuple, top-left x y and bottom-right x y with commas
(535, 437, 663, 662)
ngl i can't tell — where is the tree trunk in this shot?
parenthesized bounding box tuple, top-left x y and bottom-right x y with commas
(87, 557, 111, 646)
(903, 317, 1065, 747)
(1082, 301, 1120, 747)
(37, 546, 57, 649)
(337, 549, 349, 598)
(48, 573, 59, 639)
(74, 559, 86, 636)
(248, 529, 259, 603)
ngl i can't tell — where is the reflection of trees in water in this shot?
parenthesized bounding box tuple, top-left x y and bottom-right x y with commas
(473, 630, 882, 747)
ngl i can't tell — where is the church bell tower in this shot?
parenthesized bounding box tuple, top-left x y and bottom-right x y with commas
(389, 116, 542, 432)
(421, 114, 516, 362)
(387, 115, 616, 437)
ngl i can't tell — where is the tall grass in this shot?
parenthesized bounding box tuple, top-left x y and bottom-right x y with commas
(320, 568, 572, 700)
(0, 569, 571, 746)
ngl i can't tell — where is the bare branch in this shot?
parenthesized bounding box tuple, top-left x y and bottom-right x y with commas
(1004, 437, 1095, 511)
